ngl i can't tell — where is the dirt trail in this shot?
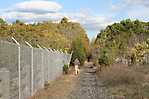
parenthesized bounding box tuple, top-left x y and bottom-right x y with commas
(30, 63, 110, 99)
(68, 62, 109, 99)
(29, 68, 77, 99)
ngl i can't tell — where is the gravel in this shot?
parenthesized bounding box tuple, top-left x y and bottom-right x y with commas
(68, 63, 111, 99)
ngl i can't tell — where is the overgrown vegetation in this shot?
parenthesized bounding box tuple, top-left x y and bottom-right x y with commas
(98, 48, 113, 65)
(130, 39, 149, 64)
(63, 64, 69, 74)
(0, 17, 89, 64)
(98, 64, 149, 99)
(94, 19, 149, 99)
(99, 65, 144, 86)
(93, 19, 149, 65)
(71, 38, 86, 65)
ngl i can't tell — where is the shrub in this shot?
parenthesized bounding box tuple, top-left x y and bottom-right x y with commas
(98, 48, 113, 65)
(98, 55, 110, 65)
(63, 64, 69, 74)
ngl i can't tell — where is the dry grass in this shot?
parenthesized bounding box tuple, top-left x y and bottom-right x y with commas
(29, 67, 77, 99)
(98, 64, 149, 99)
(99, 64, 144, 86)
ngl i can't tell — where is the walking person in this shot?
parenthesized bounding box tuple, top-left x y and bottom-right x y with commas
(74, 58, 80, 75)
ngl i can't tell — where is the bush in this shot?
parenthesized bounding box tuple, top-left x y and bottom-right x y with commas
(71, 38, 86, 65)
(98, 48, 113, 65)
(99, 65, 144, 86)
(98, 55, 110, 65)
(63, 64, 69, 74)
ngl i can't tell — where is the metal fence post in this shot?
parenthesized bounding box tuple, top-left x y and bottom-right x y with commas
(44, 47, 50, 81)
(25, 41, 34, 96)
(0, 39, 72, 99)
(37, 45, 44, 88)
(12, 37, 21, 99)
(68, 51, 73, 67)
(49, 48, 54, 80)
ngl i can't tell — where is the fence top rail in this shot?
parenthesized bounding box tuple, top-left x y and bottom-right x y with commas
(25, 41, 33, 48)
(0, 39, 72, 55)
(0, 40, 18, 46)
(11, 37, 20, 45)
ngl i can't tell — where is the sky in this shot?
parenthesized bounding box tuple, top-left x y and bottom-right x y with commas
(0, 0, 149, 39)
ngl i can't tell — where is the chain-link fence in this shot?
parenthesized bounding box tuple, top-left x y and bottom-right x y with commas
(0, 40, 72, 99)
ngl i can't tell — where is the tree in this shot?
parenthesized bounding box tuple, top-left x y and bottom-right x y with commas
(0, 18, 6, 24)
(14, 20, 24, 25)
(0, 18, 89, 63)
(72, 38, 86, 65)
(93, 19, 149, 65)
(60, 17, 68, 24)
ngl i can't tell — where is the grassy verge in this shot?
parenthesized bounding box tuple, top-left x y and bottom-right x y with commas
(98, 64, 149, 99)
(29, 66, 77, 99)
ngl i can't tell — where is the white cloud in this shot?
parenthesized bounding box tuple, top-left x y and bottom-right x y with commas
(111, 4, 121, 12)
(0, 0, 113, 33)
(122, 0, 149, 21)
(0, 0, 63, 22)
(124, 0, 149, 7)
(108, 0, 149, 14)
(69, 13, 113, 31)
(127, 6, 149, 21)
(1, 11, 65, 23)
(108, 0, 149, 22)
(7, 0, 62, 14)
(60, 12, 113, 31)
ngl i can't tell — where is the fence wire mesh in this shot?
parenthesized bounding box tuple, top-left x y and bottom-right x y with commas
(0, 40, 72, 99)
(0, 40, 19, 99)
(20, 45, 32, 99)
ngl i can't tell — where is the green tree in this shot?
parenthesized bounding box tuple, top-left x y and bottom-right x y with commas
(0, 18, 6, 24)
(0, 17, 89, 62)
(14, 20, 24, 25)
(98, 48, 114, 65)
(93, 19, 149, 65)
(72, 38, 86, 65)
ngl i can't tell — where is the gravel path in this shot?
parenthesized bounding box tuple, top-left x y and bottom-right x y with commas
(30, 63, 111, 99)
(68, 63, 110, 99)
